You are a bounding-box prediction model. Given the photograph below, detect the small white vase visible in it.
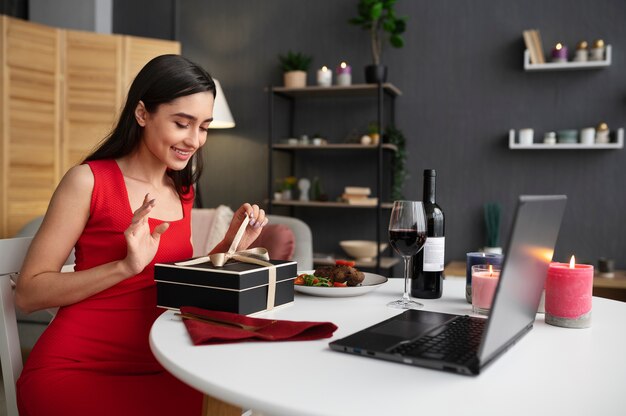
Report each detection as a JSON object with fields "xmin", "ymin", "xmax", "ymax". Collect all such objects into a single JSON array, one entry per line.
[{"xmin": 281, "ymin": 189, "xmax": 292, "ymax": 200}]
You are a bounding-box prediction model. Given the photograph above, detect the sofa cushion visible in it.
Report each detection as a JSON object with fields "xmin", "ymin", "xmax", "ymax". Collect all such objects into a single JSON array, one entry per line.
[{"xmin": 249, "ymin": 224, "xmax": 295, "ymax": 261}]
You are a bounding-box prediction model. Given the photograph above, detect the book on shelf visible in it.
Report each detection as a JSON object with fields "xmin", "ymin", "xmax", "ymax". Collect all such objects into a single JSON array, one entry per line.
[
  {"xmin": 531, "ymin": 30, "xmax": 545, "ymax": 64},
  {"xmin": 345, "ymin": 197, "xmax": 378, "ymax": 206},
  {"xmin": 343, "ymin": 186, "xmax": 371, "ymax": 196},
  {"xmin": 341, "ymin": 193, "xmax": 371, "ymax": 200},
  {"xmin": 522, "ymin": 29, "xmax": 545, "ymax": 64}
]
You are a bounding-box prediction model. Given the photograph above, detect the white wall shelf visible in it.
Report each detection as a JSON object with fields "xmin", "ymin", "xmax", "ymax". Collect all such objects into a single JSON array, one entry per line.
[
  {"xmin": 508, "ymin": 128, "xmax": 624, "ymax": 150},
  {"xmin": 524, "ymin": 45, "xmax": 612, "ymax": 71}
]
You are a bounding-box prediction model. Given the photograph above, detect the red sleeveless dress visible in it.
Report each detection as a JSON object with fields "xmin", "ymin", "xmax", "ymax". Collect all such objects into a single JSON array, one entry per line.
[{"xmin": 17, "ymin": 160, "xmax": 203, "ymax": 415}]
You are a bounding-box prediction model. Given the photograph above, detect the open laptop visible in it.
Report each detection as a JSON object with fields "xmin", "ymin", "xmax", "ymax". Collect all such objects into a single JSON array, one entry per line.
[{"xmin": 329, "ymin": 195, "xmax": 567, "ymax": 375}]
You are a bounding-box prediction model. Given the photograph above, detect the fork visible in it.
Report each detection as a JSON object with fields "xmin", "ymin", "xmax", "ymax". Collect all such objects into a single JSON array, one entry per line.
[{"xmin": 175, "ymin": 311, "xmax": 277, "ymax": 332}]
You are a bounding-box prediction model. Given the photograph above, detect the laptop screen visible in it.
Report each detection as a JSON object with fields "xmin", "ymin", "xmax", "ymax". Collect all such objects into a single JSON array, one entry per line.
[{"xmin": 479, "ymin": 195, "xmax": 567, "ymax": 363}]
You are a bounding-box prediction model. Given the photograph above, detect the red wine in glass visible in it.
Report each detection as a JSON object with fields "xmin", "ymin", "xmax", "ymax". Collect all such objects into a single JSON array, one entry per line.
[
  {"xmin": 387, "ymin": 200, "xmax": 427, "ymax": 310},
  {"xmin": 389, "ymin": 229, "xmax": 427, "ymax": 257}
]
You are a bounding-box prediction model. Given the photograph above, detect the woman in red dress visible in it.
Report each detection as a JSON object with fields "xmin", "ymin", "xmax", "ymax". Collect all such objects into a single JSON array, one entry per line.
[{"xmin": 15, "ymin": 54, "xmax": 267, "ymax": 415}]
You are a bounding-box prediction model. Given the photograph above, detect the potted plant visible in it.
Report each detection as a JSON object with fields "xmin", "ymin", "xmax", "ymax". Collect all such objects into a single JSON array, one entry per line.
[
  {"xmin": 278, "ymin": 51, "xmax": 313, "ymax": 88},
  {"xmin": 384, "ymin": 125, "xmax": 408, "ymax": 200},
  {"xmin": 367, "ymin": 121, "xmax": 381, "ymax": 144},
  {"xmin": 278, "ymin": 176, "xmax": 298, "ymax": 200},
  {"xmin": 349, "ymin": 0, "xmax": 407, "ymax": 83},
  {"xmin": 483, "ymin": 202, "xmax": 502, "ymax": 254}
]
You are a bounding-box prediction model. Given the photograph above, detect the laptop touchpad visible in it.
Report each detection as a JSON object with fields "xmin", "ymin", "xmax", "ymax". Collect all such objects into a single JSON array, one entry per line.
[{"xmin": 371, "ymin": 310, "xmax": 456, "ymax": 339}]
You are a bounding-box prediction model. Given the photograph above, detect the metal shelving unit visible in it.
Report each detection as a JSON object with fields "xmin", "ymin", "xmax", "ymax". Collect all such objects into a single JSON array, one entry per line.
[{"xmin": 267, "ymin": 83, "xmax": 402, "ymax": 273}]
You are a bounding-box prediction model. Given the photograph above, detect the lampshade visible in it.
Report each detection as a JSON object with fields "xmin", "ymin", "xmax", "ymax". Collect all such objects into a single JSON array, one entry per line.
[{"xmin": 210, "ymin": 79, "xmax": 235, "ymax": 129}]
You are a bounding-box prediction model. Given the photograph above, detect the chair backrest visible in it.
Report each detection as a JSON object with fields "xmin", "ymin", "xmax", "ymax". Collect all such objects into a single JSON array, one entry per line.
[{"xmin": 0, "ymin": 237, "xmax": 32, "ymax": 416}]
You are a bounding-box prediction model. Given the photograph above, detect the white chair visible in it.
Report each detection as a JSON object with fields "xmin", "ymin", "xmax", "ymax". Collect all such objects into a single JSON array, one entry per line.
[{"xmin": 0, "ymin": 236, "xmax": 32, "ymax": 416}]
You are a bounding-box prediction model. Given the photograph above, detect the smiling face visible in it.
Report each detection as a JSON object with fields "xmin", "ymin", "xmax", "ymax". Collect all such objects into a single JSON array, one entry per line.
[{"xmin": 134, "ymin": 91, "xmax": 215, "ymax": 171}]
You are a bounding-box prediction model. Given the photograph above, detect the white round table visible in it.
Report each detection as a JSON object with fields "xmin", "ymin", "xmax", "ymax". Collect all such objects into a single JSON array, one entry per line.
[{"xmin": 150, "ymin": 277, "xmax": 626, "ymax": 416}]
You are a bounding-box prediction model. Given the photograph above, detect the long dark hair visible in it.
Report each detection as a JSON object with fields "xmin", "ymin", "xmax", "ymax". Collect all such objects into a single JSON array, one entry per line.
[{"xmin": 85, "ymin": 54, "xmax": 216, "ymax": 198}]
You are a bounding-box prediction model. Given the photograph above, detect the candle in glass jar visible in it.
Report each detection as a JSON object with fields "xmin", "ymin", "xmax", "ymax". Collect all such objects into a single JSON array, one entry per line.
[
  {"xmin": 545, "ymin": 256, "xmax": 593, "ymax": 328},
  {"xmin": 316, "ymin": 66, "xmax": 332, "ymax": 87},
  {"xmin": 471, "ymin": 264, "xmax": 501, "ymax": 315},
  {"xmin": 336, "ymin": 62, "xmax": 352, "ymax": 86},
  {"xmin": 551, "ymin": 43, "xmax": 568, "ymax": 63},
  {"xmin": 465, "ymin": 252, "xmax": 503, "ymax": 303}
]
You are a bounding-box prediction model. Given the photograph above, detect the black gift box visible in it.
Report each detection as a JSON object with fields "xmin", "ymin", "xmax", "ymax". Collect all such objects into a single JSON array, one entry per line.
[{"xmin": 154, "ymin": 259, "xmax": 297, "ymax": 315}]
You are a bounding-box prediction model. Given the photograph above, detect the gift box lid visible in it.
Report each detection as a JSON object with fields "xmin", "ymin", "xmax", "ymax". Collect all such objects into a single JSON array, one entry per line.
[{"xmin": 155, "ymin": 259, "xmax": 297, "ymax": 291}]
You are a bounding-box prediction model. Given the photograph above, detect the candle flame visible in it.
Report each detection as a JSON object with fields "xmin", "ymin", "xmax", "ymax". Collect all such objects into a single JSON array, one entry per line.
[
  {"xmin": 489, "ymin": 264, "xmax": 493, "ymax": 276},
  {"xmin": 340, "ymin": 62, "xmax": 347, "ymax": 69},
  {"xmin": 556, "ymin": 43, "xmax": 563, "ymax": 50},
  {"xmin": 321, "ymin": 66, "xmax": 328, "ymax": 71},
  {"xmin": 569, "ymin": 255, "xmax": 576, "ymax": 268}
]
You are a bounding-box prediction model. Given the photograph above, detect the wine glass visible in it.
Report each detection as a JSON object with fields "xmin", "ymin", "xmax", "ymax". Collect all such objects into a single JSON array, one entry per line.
[{"xmin": 388, "ymin": 200, "xmax": 427, "ymax": 309}]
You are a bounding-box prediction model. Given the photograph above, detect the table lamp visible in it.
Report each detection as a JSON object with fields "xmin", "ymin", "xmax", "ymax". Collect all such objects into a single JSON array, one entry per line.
[
  {"xmin": 195, "ymin": 78, "xmax": 236, "ymax": 208},
  {"xmin": 209, "ymin": 79, "xmax": 235, "ymax": 129}
]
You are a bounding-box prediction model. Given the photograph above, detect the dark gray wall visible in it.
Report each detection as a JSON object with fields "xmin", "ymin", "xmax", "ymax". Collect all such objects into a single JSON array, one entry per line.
[
  {"xmin": 118, "ymin": 1, "xmax": 626, "ymax": 268},
  {"xmin": 112, "ymin": 0, "xmax": 176, "ymax": 40}
]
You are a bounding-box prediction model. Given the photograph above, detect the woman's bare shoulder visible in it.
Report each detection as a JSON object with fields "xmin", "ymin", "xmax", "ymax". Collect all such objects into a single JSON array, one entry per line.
[{"xmin": 58, "ymin": 164, "xmax": 95, "ymax": 194}]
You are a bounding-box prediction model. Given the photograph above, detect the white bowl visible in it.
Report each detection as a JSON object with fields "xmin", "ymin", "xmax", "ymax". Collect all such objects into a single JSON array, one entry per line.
[{"xmin": 339, "ymin": 240, "xmax": 388, "ymax": 262}]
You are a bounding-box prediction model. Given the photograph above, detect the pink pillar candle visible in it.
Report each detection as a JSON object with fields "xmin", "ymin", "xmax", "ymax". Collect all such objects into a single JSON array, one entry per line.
[
  {"xmin": 545, "ymin": 259, "xmax": 593, "ymax": 328},
  {"xmin": 471, "ymin": 265, "xmax": 501, "ymax": 315}
]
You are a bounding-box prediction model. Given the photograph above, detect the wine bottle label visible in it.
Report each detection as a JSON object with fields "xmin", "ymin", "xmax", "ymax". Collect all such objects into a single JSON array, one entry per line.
[{"xmin": 423, "ymin": 237, "xmax": 445, "ymax": 271}]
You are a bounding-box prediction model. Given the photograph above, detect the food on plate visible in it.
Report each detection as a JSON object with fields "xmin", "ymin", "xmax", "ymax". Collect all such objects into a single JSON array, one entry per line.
[{"xmin": 294, "ymin": 261, "xmax": 365, "ymax": 287}]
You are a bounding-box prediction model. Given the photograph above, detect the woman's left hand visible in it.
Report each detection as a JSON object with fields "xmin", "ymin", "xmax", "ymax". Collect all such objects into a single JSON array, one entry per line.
[{"xmin": 220, "ymin": 203, "xmax": 268, "ymax": 252}]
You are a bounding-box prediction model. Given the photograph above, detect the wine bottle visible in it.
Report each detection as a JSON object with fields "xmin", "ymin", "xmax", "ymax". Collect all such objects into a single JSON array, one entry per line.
[{"xmin": 411, "ymin": 169, "xmax": 445, "ymax": 299}]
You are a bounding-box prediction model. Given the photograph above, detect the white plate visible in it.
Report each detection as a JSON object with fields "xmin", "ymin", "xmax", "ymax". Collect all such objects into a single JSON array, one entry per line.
[{"xmin": 294, "ymin": 270, "xmax": 388, "ymax": 297}]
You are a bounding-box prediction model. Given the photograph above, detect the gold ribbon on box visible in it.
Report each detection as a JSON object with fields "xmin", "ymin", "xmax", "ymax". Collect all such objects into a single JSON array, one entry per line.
[{"xmin": 175, "ymin": 216, "xmax": 277, "ymax": 310}]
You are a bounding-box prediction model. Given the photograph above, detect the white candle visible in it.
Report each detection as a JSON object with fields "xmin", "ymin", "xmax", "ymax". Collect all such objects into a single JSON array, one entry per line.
[{"xmin": 316, "ymin": 66, "xmax": 332, "ymax": 87}]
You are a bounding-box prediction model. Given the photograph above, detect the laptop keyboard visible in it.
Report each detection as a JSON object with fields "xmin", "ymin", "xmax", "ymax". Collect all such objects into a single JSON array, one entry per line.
[{"xmin": 389, "ymin": 315, "xmax": 485, "ymax": 365}]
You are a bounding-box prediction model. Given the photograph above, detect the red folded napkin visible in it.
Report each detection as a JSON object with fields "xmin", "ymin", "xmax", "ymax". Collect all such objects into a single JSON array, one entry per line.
[{"xmin": 180, "ymin": 306, "xmax": 338, "ymax": 345}]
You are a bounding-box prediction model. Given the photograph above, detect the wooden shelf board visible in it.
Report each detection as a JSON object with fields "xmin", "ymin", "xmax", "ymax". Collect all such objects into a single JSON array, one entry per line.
[
  {"xmin": 272, "ymin": 200, "xmax": 393, "ymax": 209},
  {"xmin": 272, "ymin": 143, "xmax": 397, "ymax": 151},
  {"xmin": 268, "ymin": 83, "xmax": 402, "ymax": 98},
  {"xmin": 523, "ymin": 45, "xmax": 611, "ymax": 71}
]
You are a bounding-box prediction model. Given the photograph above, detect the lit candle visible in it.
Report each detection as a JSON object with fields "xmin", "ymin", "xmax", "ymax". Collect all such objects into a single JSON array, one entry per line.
[
  {"xmin": 316, "ymin": 66, "xmax": 332, "ymax": 87},
  {"xmin": 551, "ymin": 42, "xmax": 568, "ymax": 63},
  {"xmin": 465, "ymin": 252, "xmax": 503, "ymax": 303},
  {"xmin": 471, "ymin": 264, "xmax": 501, "ymax": 315},
  {"xmin": 545, "ymin": 255, "xmax": 593, "ymax": 328},
  {"xmin": 336, "ymin": 62, "xmax": 352, "ymax": 86}
]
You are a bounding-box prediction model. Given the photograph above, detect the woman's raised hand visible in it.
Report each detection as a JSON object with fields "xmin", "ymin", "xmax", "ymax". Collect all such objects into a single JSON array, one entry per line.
[
  {"xmin": 223, "ymin": 203, "xmax": 268, "ymax": 251},
  {"xmin": 122, "ymin": 194, "xmax": 169, "ymax": 276}
]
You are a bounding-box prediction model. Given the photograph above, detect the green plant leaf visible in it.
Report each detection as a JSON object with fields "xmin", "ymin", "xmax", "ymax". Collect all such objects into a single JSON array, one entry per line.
[
  {"xmin": 278, "ymin": 50, "xmax": 313, "ymax": 71},
  {"xmin": 384, "ymin": 125, "xmax": 408, "ymax": 201},
  {"xmin": 370, "ymin": 2, "xmax": 383, "ymax": 20},
  {"xmin": 390, "ymin": 34, "xmax": 404, "ymax": 48},
  {"xmin": 394, "ymin": 18, "xmax": 406, "ymax": 34},
  {"xmin": 351, "ymin": 0, "xmax": 408, "ymax": 63},
  {"xmin": 383, "ymin": 19, "xmax": 396, "ymax": 32}
]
